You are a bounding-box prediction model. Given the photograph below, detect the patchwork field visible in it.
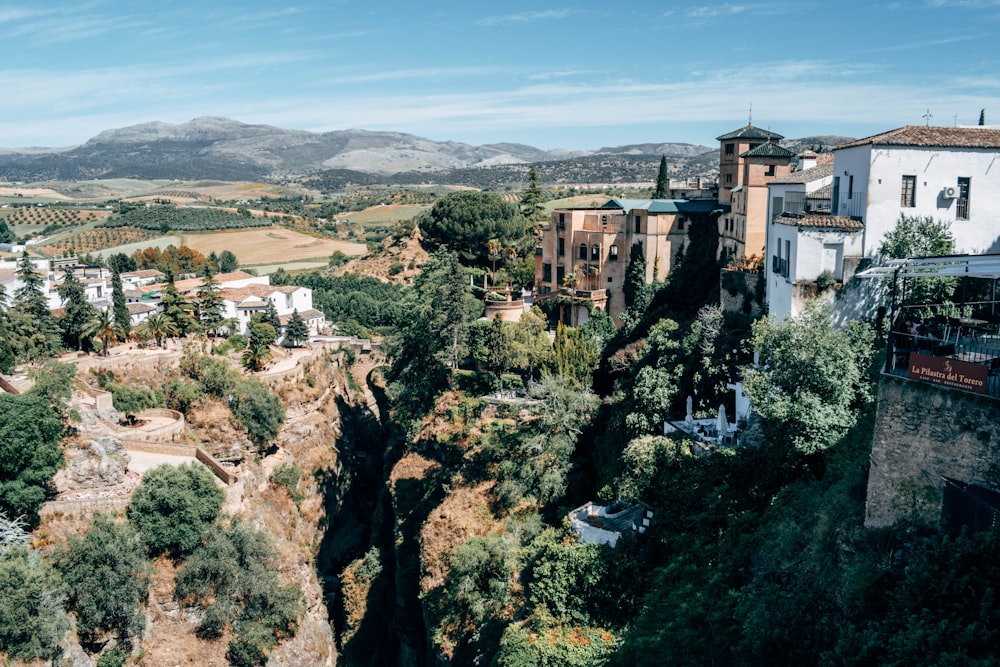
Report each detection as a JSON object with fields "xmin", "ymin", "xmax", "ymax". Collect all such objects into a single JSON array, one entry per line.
[{"xmin": 176, "ymin": 227, "xmax": 367, "ymax": 265}]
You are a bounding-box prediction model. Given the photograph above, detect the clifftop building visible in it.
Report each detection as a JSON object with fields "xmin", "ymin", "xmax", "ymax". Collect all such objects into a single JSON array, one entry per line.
[{"xmin": 536, "ymin": 197, "xmax": 719, "ymax": 324}]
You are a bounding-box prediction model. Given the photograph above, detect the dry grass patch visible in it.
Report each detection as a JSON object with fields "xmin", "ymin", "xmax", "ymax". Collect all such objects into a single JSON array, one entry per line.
[{"xmin": 178, "ymin": 227, "xmax": 366, "ymax": 265}]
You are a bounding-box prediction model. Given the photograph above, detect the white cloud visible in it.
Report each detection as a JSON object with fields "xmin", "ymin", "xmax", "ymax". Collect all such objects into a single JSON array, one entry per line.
[{"xmin": 476, "ymin": 9, "xmax": 574, "ymax": 26}]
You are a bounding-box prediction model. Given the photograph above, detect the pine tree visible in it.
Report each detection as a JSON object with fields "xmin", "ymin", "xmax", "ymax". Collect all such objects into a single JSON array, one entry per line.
[
  {"xmin": 653, "ymin": 155, "xmax": 669, "ymax": 199},
  {"xmin": 57, "ymin": 270, "xmax": 99, "ymax": 352},
  {"xmin": 111, "ymin": 268, "xmax": 131, "ymax": 340},
  {"xmin": 195, "ymin": 264, "xmax": 225, "ymax": 336},
  {"xmin": 12, "ymin": 253, "xmax": 61, "ymax": 358},
  {"xmin": 520, "ymin": 166, "xmax": 548, "ymax": 227},
  {"xmin": 262, "ymin": 300, "xmax": 281, "ymax": 331},
  {"xmin": 158, "ymin": 272, "xmax": 194, "ymax": 336},
  {"xmin": 283, "ymin": 309, "xmax": 308, "ymax": 348}
]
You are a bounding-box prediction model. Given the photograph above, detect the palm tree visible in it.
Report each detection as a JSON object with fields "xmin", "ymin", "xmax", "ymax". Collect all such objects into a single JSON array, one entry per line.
[
  {"xmin": 137, "ymin": 312, "xmax": 179, "ymax": 348},
  {"xmin": 83, "ymin": 309, "xmax": 116, "ymax": 357}
]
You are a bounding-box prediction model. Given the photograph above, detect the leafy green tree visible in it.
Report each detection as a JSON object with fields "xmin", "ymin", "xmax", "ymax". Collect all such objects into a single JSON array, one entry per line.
[
  {"xmin": 242, "ymin": 320, "xmax": 275, "ymax": 372},
  {"xmin": 283, "ymin": 309, "xmax": 308, "ymax": 347},
  {"xmin": 418, "ymin": 191, "xmax": 533, "ymax": 265},
  {"xmin": 0, "ymin": 219, "xmax": 14, "ymax": 244},
  {"xmin": 486, "ymin": 314, "xmax": 516, "ymax": 393},
  {"xmin": 126, "ymin": 463, "xmax": 224, "ymax": 557},
  {"xmin": 551, "ymin": 323, "xmax": 599, "ymax": 388},
  {"xmin": 387, "ymin": 251, "xmax": 483, "ymax": 417},
  {"xmin": 109, "ymin": 382, "xmax": 163, "ymax": 424},
  {"xmin": 162, "ymin": 377, "xmax": 205, "ymax": 414},
  {"xmin": 879, "ymin": 214, "xmax": 956, "ymax": 305},
  {"xmin": 0, "ymin": 391, "xmax": 64, "ymax": 521},
  {"xmin": 520, "ymin": 166, "xmax": 548, "ymax": 227},
  {"xmin": 110, "ymin": 268, "xmax": 131, "ymax": 340},
  {"xmin": 55, "ymin": 514, "xmax": 149, "ymax": 648},
  {"xmin": 175, "ymin": 519, "xmax": 302, "ymax": 665},
  {"xmin": 509, "ymin": 306, "xmax": 553, "ymax": 381},
  {"xmin": 0, "ymin": 285, "xmax": 14, "ymax": 374},
  {"xmin": 218, "ymin": 249, "xmax": 239, "ymax": 273},
  {"xmin": 653, "ymin": 155, "xmax": 669, "ymax": 199},
  {"xmin": 493, "ymin": 374, "xmax": 599, "ymax": 507},
  {"xmin": 230, "ymin": 379, "xmax": 285, "ymax": 448},
  {"xmin": 879, "ymin": 214, "xmax": 954, "ymax": 259},
  {"xmin": 106, "ymin": 252, "xmax": 136, "ymax": 274},
  {"xmin": 743, "ymin": 302, "xmax": 875, "ymax": 455},
  {"xmin": 0, "ymin": 545, "xmax": 70, "ymax": 662},
  {"xmin": 56, "ymin": 270, "xmax": 99, "ymax": 352}
]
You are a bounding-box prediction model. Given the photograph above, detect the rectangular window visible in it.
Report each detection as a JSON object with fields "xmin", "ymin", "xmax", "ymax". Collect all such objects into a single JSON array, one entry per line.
[
  {"xmin": 772, "ymin": 196, "xmax": 783, "ymax": 217},
  {"xmin": 901, "ymin": 175, "xmax": 916, "ymax": 207},
  {"xmin": 765, "ymin": 164, "xmax": 775, "ymax": 176},
  {"xmin": 558, "ymin": 237, "xmax": 565, "ymax": 256},
  {"xmin": 556, "ymin": 265, "xmax": 565, "ymax": 285},
  {"xmin": 542, "ymin": 263, "xmax": 551, "ymax": 282},
  {"xmin": 784, "ymin": 240, "xmax": 790, "ymax": 278},
  {"xmin": 725, "ymin": 143, "xmax": 735, "ymax": 156},
  {"xmin": 848, "ymin": 175, "xmax": 854, "ymax": 199},
  {"xmin": 957, "ymin": 177, "xmax": 971, "ymax": 220},
  {"xmin": 634, "ymin": 215, "xmax": 642, "ymax": 233},
  {"xmin": 591, "ymin": 245, "xmax": 599, "ymax": 261},
  {"xmin": 677, "ymin": 218, "xmax": 685, "ymax": 230},
  {"xmin": 725, "ymin": 173, "xmax": 733, "ymax": 184}
]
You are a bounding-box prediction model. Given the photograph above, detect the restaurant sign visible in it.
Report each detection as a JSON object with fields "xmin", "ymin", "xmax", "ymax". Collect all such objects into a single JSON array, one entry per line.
[{"xmin": 908, "ymin": 352, "xmax": 988, "ymax": 395}]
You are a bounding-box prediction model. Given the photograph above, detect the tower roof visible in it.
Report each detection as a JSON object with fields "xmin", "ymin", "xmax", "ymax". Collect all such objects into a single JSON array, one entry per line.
[
  {"xmin": 740, "ymin": 142, "xmax": 795, "ymax": 158},
  {"xmin": 716, "ymin": 124, "xmax": 784, "ymax": 141}
]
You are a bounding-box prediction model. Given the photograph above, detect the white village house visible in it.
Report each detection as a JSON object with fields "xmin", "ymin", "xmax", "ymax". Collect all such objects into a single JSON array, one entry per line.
[{"xmin": 765, "ymin": 125, "xmax": 1000, "ymax": 320}]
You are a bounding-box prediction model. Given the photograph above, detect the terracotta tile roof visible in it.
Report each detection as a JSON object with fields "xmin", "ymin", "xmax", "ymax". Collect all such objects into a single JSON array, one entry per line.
[
  {"xmin": 808, "ymin": 183, "xmax": 833, "ymax": 199},
  {"xmin": 121, "ymin": 269, "xmax": 164, "ymax": 279},
  {"xmin": 835, "ymin": 125, "xmax": 1000, "ymax": 150},
  {"xmin": 126, "ymin": 303, "xmax": 157, "ymax": 314},
  {"xmin": 770, "ymin": 164, "xmax": 833, "ymax": 184},
  {"xmin": 219, "ymin": 284, "xmax": 303, "ymax": 303},
  {"xmin": 147, "ymin": 270, "xmax": 260, "ymax": 295},
  {"xmin": 773, "ymin": 213, "xmax": 864, "ymax": 230},
  {"xmin": 716, "ymin": 124, "xmax": 784, "ymax": 141},
  {"xmin": 741, "ymin": 142, "xmax": 795, "ymax": 158},
  {"xmin": 279, "ymin": 308, "xmax": 324, "ymax": 324}
]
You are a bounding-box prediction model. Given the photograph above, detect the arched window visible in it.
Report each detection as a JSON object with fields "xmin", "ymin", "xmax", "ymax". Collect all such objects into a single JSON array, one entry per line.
[
  {"xmin": 591, "ymin": 245, "xmax": 600, "ymax": 260},
  {"xmin": 579, "ymin": 244, "xmax": 588, "ymax": 260},
  {"xmin": 609, "ymin": 245, "xmax": 619, "ymax": 261}
]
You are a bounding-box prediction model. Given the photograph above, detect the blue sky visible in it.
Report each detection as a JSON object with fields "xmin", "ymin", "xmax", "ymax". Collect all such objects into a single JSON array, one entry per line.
[{"xmin": 1, "ymin": 1, "xmax": 999, "ymax": 151}]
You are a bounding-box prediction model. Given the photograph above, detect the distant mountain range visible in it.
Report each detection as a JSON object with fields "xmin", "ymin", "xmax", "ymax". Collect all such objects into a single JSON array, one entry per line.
[{"xmin": 0, "ymin": 117, "xmax": 852, "ymax": 189}]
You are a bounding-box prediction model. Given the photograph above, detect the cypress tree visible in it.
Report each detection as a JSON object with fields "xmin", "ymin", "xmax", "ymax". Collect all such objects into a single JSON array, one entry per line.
[
  {"xmin": 979, "ymin": 109, "xmax": 986, "ymax": 126},
  {"xmin": 111, "ymin": 268, "xmax": 131, "ymax": 340},
  {"xmin": 653, "ymin": 155, "xmax": 669, "ymax": 199}
]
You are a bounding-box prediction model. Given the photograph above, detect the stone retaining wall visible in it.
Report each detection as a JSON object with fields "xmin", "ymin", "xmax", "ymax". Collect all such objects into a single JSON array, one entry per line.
[{"xmin": 865, "ymin": 374, "xmax": 1000, "ymax": 528}]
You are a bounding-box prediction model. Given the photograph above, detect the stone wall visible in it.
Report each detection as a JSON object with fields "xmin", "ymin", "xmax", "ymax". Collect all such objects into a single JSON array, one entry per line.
[{"xmin": 865, "ymin": 374, "xmax": 1000, "ymax": 528}]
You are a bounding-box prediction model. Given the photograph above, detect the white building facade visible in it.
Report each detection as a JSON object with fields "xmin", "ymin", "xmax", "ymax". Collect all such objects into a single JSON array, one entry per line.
[{"xmin": 832, "ymin": 126, "xmax": 1000, "ymax": 256}]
